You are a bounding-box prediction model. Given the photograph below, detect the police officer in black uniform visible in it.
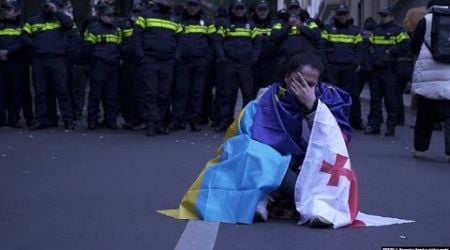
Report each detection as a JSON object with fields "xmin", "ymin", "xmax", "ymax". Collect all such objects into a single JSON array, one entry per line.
[
  {"xmin": 134, "ymin": 0, "xmax": 181, "ymax": 137},
  {"xmin": 252, "ymin": 0, "xmax": 276, "ymax": 94},
  {"xmin": 0, "ymin": 1, "xmax": 24, "ymax": 128},
  {"xmin": 321, "ymin": 5, "xmax": 363, "ymax": 129},
  {"xmin": 365, "ymin": 7, "xmax": 410, "ymax": 136},
  {"xmin": 22, "ymin": 0, "xmax": 75, "ymax": 130},
  {"xmin": 120, "ymin": 4, "xmax": 145, "ymax": 130},
  {"xmin": 272, "ymin": 1, "xmax": 323, "ymax": 61},
  {"xmin": 170, "ymin": 0, "xmax": 216, "ymax": 132},
  {"xmin": 84, "ymin": 5, "xmax": 122, "ymax": 130},
  {"xmin": 214, "ymin": 0, "xmax": 261, "ymax": 132}
]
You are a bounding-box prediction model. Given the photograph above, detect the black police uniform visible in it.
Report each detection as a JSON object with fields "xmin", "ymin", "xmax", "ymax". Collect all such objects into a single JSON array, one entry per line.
[
  {"xmin": 0, "ymin": 16, "xmax": 24, "ymax": 127},
  {"xmin": 119, "ymin": 17, "xmax": 142, "ymax": 128},
  {"xmin": 366, "ymin": 21, "xmax": 410, "ymax": 136},
  {"xmin": 322, "ymin": 20, "xmax": 362, "ymax": 93},
  {"xmin": 84, "ymin": 18, "xmax": 122, "ymax": 129},
  {"xmin": 214, "ymin": 14, "xmax": 261, "ymax": 131},
  {"xmin": 252, "ymin": 12, "xmax": 277, "ymax": 94},
  {"xmin": 134, "ymin": 3, "xmax": 182, "ymax": 135},
  {"xmin": 171, "ymin": 11, "xmax": 216, "ymax": 131},
  {"xmin": 271, "ymin": 19, "xmax": 321, "ymax": 62},
  {"xmin": 22, "ymin": 11, "xmax": 75, "ymax": 129}
]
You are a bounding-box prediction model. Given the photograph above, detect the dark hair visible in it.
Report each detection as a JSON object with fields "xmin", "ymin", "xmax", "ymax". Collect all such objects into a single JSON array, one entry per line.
[
  {"xmin": 363, "ymin": 17, "xmax": 377, "ymax": 31},
  {"xmin": 277, "ymin": 52, "xmax": 324, "ymax": 81}
]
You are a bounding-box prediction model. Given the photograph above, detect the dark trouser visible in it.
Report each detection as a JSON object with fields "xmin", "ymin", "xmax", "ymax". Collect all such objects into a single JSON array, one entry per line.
[
  {"xmin": 414, "ymin": 96, "xmax": 450, "ymax": 155},
  {"xmin": 120, "ymin": 60, "xmax": 141, "ymax": 125},
  {"xmin": 21, "ymin": 65, "xmax": 34, "ymax": 123},
  {"xmin": 326, "ymin": 63, "xmax": 355, "ymax": 95},
  {"xmin": 253, "ymin": 59, "xmax": 277, "ymax": 95},
  {"xmin": 215, "ymin": 62, "xmax": 254, "ymax": 125},
  {"xmin": 367, "ymin": 65, "xmax": 398, "ymax": 130},
  {"xmin": 200, "ymin": 64, "xmax": 215, "ymax": 123},
  {"xmin": 172, "ymin": 61, "xmax": 207, "ymax": 124},
  {"xmin": 87, "ymin": 61, "xmax": 119, "ymax": 125},
  {"xmin": 32, "ymin": 57, "xmax": 74, "ymax": 125},
  {"xmin": 396, "ymin": 72, "xmax": 410, "ymax": 125},
  {"xmin": 0, "ymin": 60, "xmax": 23, "ymax": 125},
  {"xmin": 350, "ymin": 70, "xmax": 371, "ymax": 125},
  {"xmin": 70, "ymin": 65, "xmax": 89, "ymax": 117},
  {"xmin": 141, "ymin": 57, "xmax": 175, "ymax": 128}
]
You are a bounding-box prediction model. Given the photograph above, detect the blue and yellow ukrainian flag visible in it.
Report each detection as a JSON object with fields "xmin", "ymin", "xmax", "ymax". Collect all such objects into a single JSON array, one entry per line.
[{"xmin": 158, "ymin": 101, "xmax": 291, "ymax": 224}]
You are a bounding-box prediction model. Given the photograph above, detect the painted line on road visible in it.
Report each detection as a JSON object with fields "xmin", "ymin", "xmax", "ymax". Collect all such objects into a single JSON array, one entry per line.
[{"xmin": 174, "ymin": 220, "xmax": 220, "ymax": 250}]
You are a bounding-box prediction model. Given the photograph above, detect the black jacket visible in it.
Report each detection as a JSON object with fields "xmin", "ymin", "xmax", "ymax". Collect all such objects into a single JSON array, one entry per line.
[
  {"xmin": 22, "ymin": 11, "xmax": 74, "ymax": 57},
  {"xmin": 175, "ymin": 11, "xmax": 216, "ymax": 64},
  {"xmin": 322, "ymin": 20, "xmax": 362, "ymax": 65},
  {"xmin": 134, "ymin": 3, "xmax": 181, "ymax": 61},
  {"xmin": 369, "ymin": 21, "xmax": 410, "ymax": 67},
  {"xmin": 271, "ymin": 21, "xmax": 320, "ymax": 59},
  {"xmin": 84, "ymin": 20, "xmax": 122, "ymax": 64},
  {"xmin": 253, "ymin": 15, "xmax": 276, "ymax": 60},
  {"xmin": 215, "ymin": 15, "xmax": 261, "ymax": 65},
  {"xmin": 0, "ymin": 17, "xmax": 24, "ymax": 61}
]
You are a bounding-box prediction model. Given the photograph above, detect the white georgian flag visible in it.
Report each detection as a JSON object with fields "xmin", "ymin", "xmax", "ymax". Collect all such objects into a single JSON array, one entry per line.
[{"xmin": 295, "ymin": 101, "xmax": 414, "ymax": 228}]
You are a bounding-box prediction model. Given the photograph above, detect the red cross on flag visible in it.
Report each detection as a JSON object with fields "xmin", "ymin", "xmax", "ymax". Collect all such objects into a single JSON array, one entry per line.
[{"xmin": 294, "ymin": 101, "xmax": 414, "ymax": 228}]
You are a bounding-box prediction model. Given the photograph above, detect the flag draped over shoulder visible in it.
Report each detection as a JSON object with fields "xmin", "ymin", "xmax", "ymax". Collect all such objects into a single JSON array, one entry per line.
[
  {"xmin": 159, "ymin": 83, "xmax": 414, "ymax": 227},
  {"xmin": 295, "ymin": 101, "xmax": 414, "ymax": 228}
]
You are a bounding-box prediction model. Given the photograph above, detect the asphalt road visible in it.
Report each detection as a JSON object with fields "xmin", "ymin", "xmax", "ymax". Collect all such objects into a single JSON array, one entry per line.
[{"xmin": 1, "ymin": 104, "xmax": 449, "ymax": 250}]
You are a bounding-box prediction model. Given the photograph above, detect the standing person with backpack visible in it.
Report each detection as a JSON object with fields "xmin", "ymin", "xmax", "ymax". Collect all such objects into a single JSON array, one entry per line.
[{"xmin": 411, "ymin": 0, "xmax": 450, "ymax": 160}]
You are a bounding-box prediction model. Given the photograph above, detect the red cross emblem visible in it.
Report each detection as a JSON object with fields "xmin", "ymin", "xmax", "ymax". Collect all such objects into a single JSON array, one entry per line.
[{"xmin": 320, "ymin": 154, "xmax": 354, "ymax": 187}]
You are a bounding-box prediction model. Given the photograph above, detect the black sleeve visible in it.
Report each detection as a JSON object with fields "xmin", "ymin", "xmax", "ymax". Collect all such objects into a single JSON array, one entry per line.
[
  {"xmin": 55, "ymin": 12, "xmax": 74, "ymax": 30},
  {"xmin": 411, "ymin": 18, "xmax": 426, "ymax": 56}
]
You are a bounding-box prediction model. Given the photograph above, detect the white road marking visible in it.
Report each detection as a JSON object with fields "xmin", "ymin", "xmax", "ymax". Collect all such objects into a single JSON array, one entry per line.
[{"xmin": 174, "ymin": 220, "xmax": 220, "ymax": 250}]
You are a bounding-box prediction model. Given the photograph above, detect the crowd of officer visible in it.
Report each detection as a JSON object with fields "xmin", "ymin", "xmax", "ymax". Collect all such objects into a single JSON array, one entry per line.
[{"xmin": 0, "ymin": 0, "xmax": 411, "ymax": 137}]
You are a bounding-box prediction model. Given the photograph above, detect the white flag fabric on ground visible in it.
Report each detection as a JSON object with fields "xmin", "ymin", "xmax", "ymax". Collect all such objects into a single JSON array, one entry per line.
[{"xmin": 295, "ymin": 101, "xmax": 414, "ymax": 228}]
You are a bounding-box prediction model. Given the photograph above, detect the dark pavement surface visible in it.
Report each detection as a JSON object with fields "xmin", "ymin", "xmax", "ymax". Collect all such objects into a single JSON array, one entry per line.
[{"xmin": 1, "ymin": 101, "xmax": 450, "ymax": 250}]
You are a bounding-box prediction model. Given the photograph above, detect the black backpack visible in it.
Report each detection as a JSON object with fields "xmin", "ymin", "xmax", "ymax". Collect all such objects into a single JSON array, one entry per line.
[{"xmin": 427, "ymin": 7, "xmax": 450, "ymax": 63}]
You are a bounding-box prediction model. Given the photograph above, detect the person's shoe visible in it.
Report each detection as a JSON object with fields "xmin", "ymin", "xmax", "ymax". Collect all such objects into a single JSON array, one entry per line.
[
  {"xmin": 413, "ymin": 149, "xmax": 426, "ymax": 159},
  {"xmin": 384, "ymin": 127, "xmax": 395, "ymax": 137},
  {"xmin": 64, "ymin": 121, "xmax": 75, "ymax": 130},
  {"xmin": 190, "ymin": 123, "xmax": 201, "ymax": 132},
  {"xmin": 105, "ymin": 123, "xmax": 118, "ymax": 130},
  {"xmin": 214, "ymin": 122, "xmax": 228, "ymax": 133},
  {"xmin": 156, "ymin": 126, "xmax": 170, "ymax": 135},
  {"xmin": 351, "ymin": 121, "xmax": 365, "ymax": 131},
  {"xmin": 47, "ymin": 121, "xmax": 58, "ymax": 128},
  {"xmin": 254, "ymin": 196, "xmax": 270, "ymax": 222},
  {"xmin": 26, "ymin": 119, "xmax": 35, "ymax": 128},
  {"xmin": 8, "ymin": 121, "xmax": 22, "ymax": 129},
  {"xmin": 309, "ymin": 216, "xmax": 333, "ymax": 228},
  {"xmin": 30, "ymin": 123, "xmax": 46, "ymax": 130},
  {"xmin": 168, "ymin": 122, "xmax": 185, "ymax": 132},
  {"xmin": 122, "ymin": 122, "xmax": 135, "ymax": 130},
  {"xmin": 364, "ymin": 126, "xmax": 380, "ymax": 135},
  {"xmin": 87, "ymin": 123, "xmax": 97, "ymax": 130},
  {"xmin": 433, "ymin": 123, "xmax": 443, "ymax": 131},
  {"xmin": 146, "ymin": 126, "xmax": 156, "ymax": 137},
  {"xmin": 210, "ymin": 120, "xmax": 219, "ymax": 128}
]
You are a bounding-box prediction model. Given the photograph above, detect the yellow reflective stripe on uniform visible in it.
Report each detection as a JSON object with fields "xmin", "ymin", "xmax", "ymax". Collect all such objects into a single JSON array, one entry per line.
[
  {"xmin": 324, "ymin": 33, "xmax": 362, "ymax": 44},
  {"xmin": 0, "ymin": 28, "xmax": 22, "ymax": 36},
  {"xmin": 272, "ymin": 22, "xmax": 282, "ymax": 30},
  {"xmin": 23, "ymin": 23, "xmax": 32, "ymax": 34},
  {"xmin": 396, "ymin": 32, "xmax": 409, "ymax": 43},
  {"xmin": 122, "ymin": 28, "xmax": 133, "ymax": 37},
  {"xmin": 253, "ymin": 27, "xmax": 271, "ymax": 37},
  {"xmin": 217, "ymin": 26, "xmax": 225, "ymax": 37},
  {"xmin": 369, "ymin": 35, "xmax": 397, "ymax": 45},
  {"xmin": 183, "ymin": 25, "xmax": 208, "ymax": 34},
  {"xmin": 138, "ymin": 17, "xmax": 181, "ymax": 32},
  {"xmin": 84, "ymin": 30, "xmax": 121, "ymax": 44},
  {"xmin": 288, "ymin": 26, "xmax": 300, "ymax": 35},
  {"xmin": 321, "ymin": 30, "xmax": 329, "ymax": 39},
  {"xmin": 207, "ymin": 24, "xmax": 216, "ymax": 34},
  {"xmin": 307, "ymin": 21, "xmax": 318, "ymax": 29},
  {"xmin": 226, "ymin": 28, "xmax": 252, "ymax": 38},
  {"xmin": 24, "ymin": 22, "xmax": 61, "ymax": 34}
]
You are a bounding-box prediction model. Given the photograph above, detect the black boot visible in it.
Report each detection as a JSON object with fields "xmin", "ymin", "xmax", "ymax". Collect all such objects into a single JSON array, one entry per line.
[
  {"xmin": 146, "ymin": 125, "xmax": 156, "ymax": 137},
  {"xmin": 190, "ymin": 122, "xmax": 201, "ymax": 132},
  {"xmin": 384, "ymin": 126, "xmax": 395, "ymax": 137},
  {"xmin": 364, "ymin": 125, "xmax": 380, "ymax": 135}
]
